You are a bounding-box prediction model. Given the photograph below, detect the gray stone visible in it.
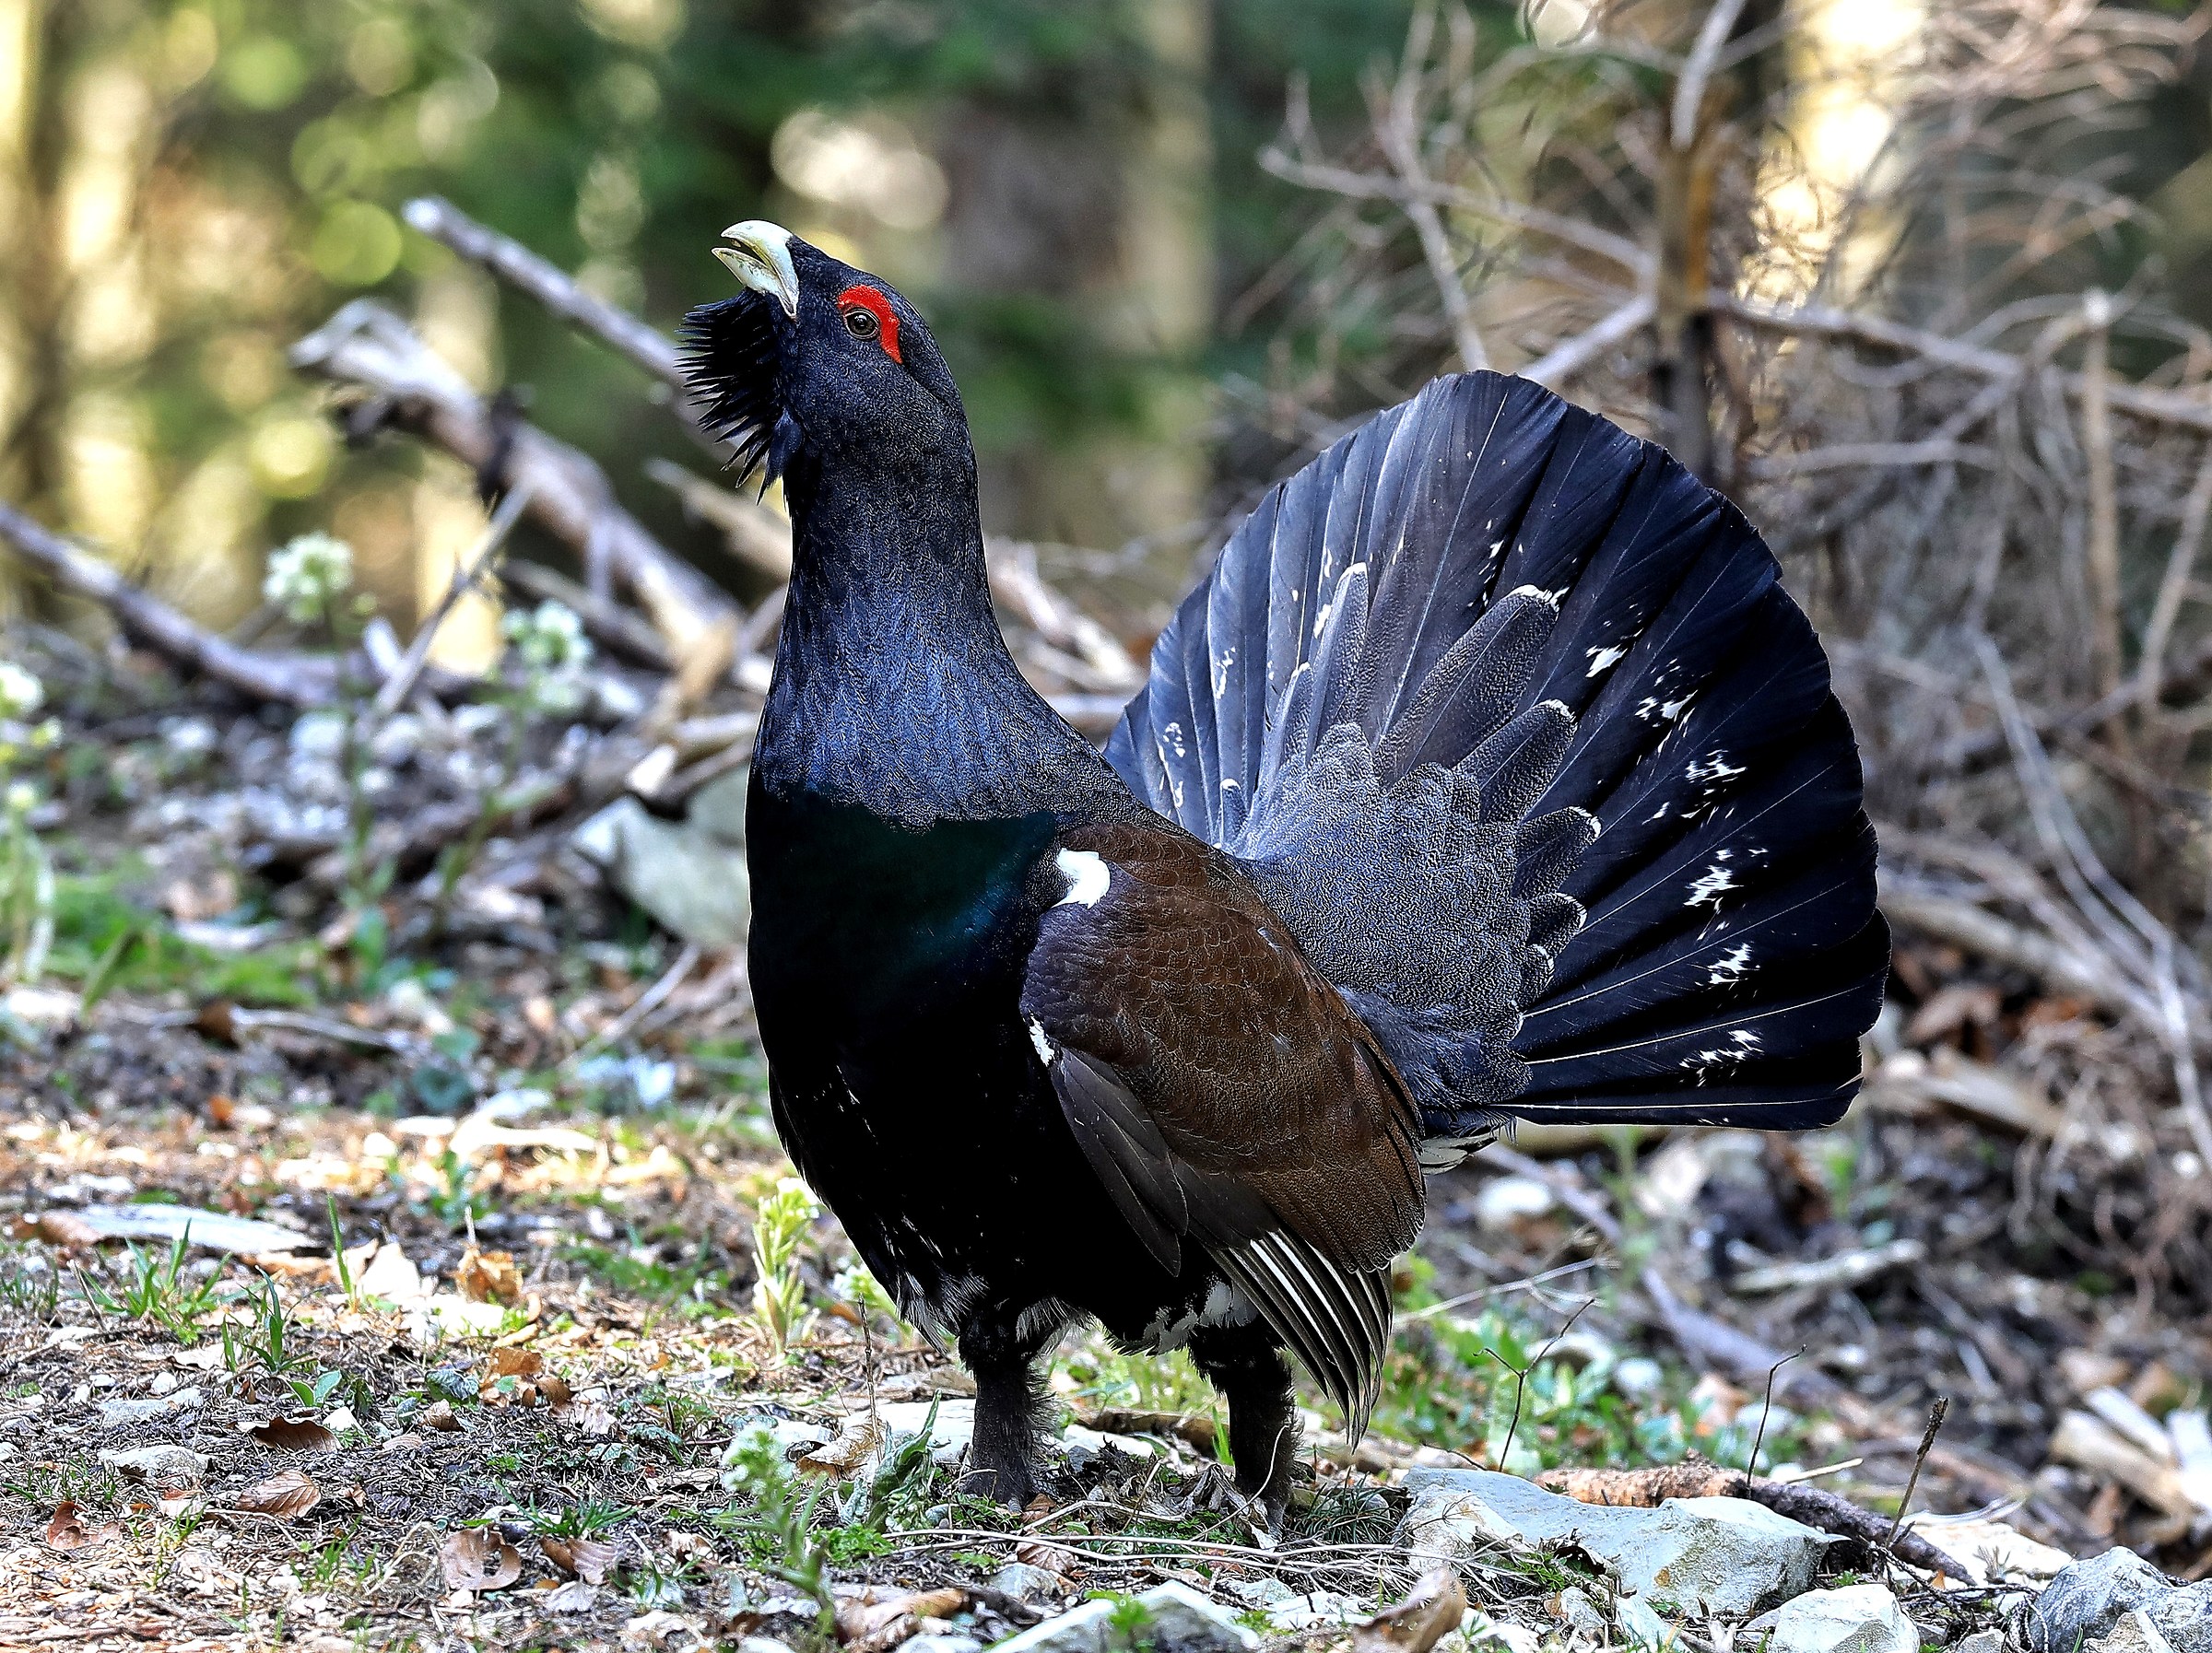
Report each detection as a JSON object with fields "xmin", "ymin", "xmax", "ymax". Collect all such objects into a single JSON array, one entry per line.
[
  {"xmin": 100, "ymin": 1386, "xmax": 203, "ymax": 1428},
  {"xmin": 988, "ymin": 1583, "xmax": 1255, "ymax": 1653},
  {"xmin": 877, "ymin": 1400, "xmax": 976, "ymax": 1468},
  {"xmin": 570, "ymin": 768, "xmax": 749, "ymax": 946},
  {"xmin": 1756, "ymin": 1586, "xmax": 1918, "ymax": 1653},
  {"xmin": 2030, "ymin": 1549, "xmax": 2212, "ymax": 1653},
  {"xmin": 64, "ymin": 1205, "xmax": 312, "ymax": 1254},
  {"xmin": 1397, "ymin": 1467, "xmax": 1831, "ymax": 1636},
  {"xmin": 1406, "ymin": 1467, "xmax": 1822, "ymax": 1635},
  {"xmin": 1955, "ymin": 1631, "xmax": 2006, "ymax": 1653},
  {"xmin": 988, "ymin": 1563, "xmax": 1070, "ymax": 1603},
  {"xmin": 98, "ymin": 1444, "xmax": 210, "ymax": 1487},
  {"xmin": 902, "ymin": 1638, "xmax": 982, "ymax": 1653}
]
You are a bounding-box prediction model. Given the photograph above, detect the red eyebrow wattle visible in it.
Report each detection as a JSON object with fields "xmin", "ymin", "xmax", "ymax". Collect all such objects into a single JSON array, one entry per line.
[{"xmin": 834, "ymin": 285, "xmax": 901, "ymax": 363}]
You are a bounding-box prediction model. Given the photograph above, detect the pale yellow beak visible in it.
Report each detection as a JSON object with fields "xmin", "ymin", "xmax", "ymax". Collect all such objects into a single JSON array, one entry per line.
[{"xmin": 712, "ymin": 220, "xmax": 799, "ymax": 319}]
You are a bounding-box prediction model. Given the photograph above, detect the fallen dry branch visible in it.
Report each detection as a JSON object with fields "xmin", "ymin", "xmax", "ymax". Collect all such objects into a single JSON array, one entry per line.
[
  {"xmin": 1535, "ymin": 1459, "xmax": 1970, "ymax": 1579},
  {"xmin": 288, "ymin": 300, "xmax": 741, "ymax": 668},
  {"xmin": 0, "ymin": 501, "xmax": 335, "ymax": 708}
]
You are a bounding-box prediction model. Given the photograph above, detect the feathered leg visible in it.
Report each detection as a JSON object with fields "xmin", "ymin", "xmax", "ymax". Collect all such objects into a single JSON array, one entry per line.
[
  {"xmin": 957, "ymin": 1305, "xmax": 1063, "ymax": 1506},
  {"xmin": 1191, "ymin": 1322, "xmax": 1299, "ymax": 1528}
]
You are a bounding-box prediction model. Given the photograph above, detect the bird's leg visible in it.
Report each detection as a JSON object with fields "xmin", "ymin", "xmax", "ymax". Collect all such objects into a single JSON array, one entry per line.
[
  {"xmin": 1190, "ymin": 1322, "xmax": 1299, "ymax": 1530},
  {"xmin": 956, "ymin": 1307, "xmax": 1057, "ymax": 1506}
]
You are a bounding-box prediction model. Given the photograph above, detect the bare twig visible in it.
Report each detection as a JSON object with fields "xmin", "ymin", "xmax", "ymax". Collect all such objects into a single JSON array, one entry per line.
[
  {"xmin": 568, "ymin": 942, "xmax": 702, "ymax": 1064},
  {"xmin": 1519, "ymin": 294, "xmax": 1655, "ymax": 389},
  {"xmin": 1670, "ymin": 0, "xmax": 1753, "ymax": 150},
  {"xmin": 403, "ymin": 196, "xmax": 684, "ymax": 391},
  {"xmin": 371, "ymin": 479, "xmax": 535, "ymax": 718},
  {"xmin": 1885, "ymin": 1396, "xmax": 1951, "ymax": 1552},
  {"xmin": 289, "ymin": 302, "xmax": 741, "ymax": 662},
  {"xmin": 2078, "ymin": 291, "xmax": 2122, "ymax": 699}
]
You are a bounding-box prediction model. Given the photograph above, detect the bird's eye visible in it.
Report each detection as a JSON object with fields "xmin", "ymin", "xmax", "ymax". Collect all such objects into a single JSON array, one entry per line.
[{"xmin": 831, "ymin": 284, "xmax": 902, "ymax": 361}]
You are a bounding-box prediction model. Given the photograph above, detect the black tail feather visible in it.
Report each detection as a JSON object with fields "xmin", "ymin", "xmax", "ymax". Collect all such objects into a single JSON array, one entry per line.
[{"xmin": 1106, "ymin": 372, "xmax": 1885, "ymax": 1144}]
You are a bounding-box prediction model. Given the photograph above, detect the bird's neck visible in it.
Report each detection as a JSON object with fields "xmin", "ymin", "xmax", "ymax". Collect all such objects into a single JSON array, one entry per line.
[{"xmin": 758, "ymin": 452, "xmax": 1108, "ymax": 826}]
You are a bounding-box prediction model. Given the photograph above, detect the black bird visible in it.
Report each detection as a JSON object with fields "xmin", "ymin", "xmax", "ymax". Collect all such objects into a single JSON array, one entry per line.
[{"xmin": 683, "ymin": 222, "xmax": 1887, "ymax": 1518}]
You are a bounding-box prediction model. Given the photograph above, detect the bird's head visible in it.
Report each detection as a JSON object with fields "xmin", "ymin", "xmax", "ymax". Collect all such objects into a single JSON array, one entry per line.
[{"xmin": 679, "ymin": 221, "xmax": 968, "ymax": 490}]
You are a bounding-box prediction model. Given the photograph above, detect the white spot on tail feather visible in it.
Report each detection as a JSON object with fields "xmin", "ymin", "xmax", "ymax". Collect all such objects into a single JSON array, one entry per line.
[
  {"xmin": 1055, "ymin": 849, "xmax": 1111, "ymax": 908},
  {"xmin": 1686, "ymin": 863, "xmax": 1736, "ymax": 908},
  {"xmin": 1686, "ymin": 750, "xmax": 1746, "ymax": 785},
  {"xmin": 1586, "ymin": 644, "xmax": 1627, "ymax": 677},
  {"xmin": 1707, "ymin": 944, "xmax": 1753, "ymax": 985},
  {"xmin": 1681, "ymin": 1028, "xmax": 1762, "ymax": 1084}
]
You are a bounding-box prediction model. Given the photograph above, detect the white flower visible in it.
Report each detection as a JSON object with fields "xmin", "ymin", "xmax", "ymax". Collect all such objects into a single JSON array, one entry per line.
[
  {"xmin": 4, "ymin": 781, "xmax": 35, "ymax": 815},
  {"xmin": 263, "ymin": 532, "xmax": 355, "ymax": 626},
  {"xmin": 501, "ymin": 601, "xmax": 592, "ymax": 674},
  {"xmin": 0, "ymin": 661, "xmax": 43, "ymax": 721}
]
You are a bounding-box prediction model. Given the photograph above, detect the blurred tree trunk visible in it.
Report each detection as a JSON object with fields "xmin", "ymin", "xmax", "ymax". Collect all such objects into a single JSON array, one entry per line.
[{"xmin": 936, "ymin": 0, "xmax": 1213, "ymax": 587}]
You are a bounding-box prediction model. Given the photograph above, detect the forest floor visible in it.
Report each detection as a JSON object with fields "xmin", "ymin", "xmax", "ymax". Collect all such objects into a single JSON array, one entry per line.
[{"xmin": 0, "ymin": 667, "xmax": 2206, "ymax": 1653}]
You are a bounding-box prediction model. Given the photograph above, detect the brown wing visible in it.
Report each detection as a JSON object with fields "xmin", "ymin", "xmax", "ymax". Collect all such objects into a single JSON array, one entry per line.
[{"xmin": 1018, "ymin": 819, "xmax": 1423, "ymax": 1432}]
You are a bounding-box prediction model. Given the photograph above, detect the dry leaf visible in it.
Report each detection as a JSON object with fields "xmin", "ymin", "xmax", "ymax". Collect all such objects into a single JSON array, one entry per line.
[
  {"xmin": 1012, "ymin": 1538, "xmax": 1077, "ymax": 1576},
  {"xmin": 420, "ymin": 1401, "xmax": 461, "ymax": 1431},
  {"xmin": 799, "ymin": 1416, "xmax": 884, "ymax": 1476},
  {"xmin": 249, "ymin": 1415, "xmax": 338, "ymax": 1452},
  {"xmin": 483, "ymin": 1345, "xmax": 566, "ymax": 1407},
  {"xmin": 566, "ymin": 1395, "xmax": 618, "ymax": 1437},
  {"xmin": 16, "ymin": 1210, "xmax": 100, "ymax": 1249},
  {"xmin": 541, "ymin": 1534, "xmax": 619, "ymax": 1585},
  {"xmin": 839, "ymin": 1589, "xmax": 971, "ymax": 1653},
  {"xmin": 45, "ymin": 1501, "xmax": 120, "ymax": 1553},
  {"xmin": 1351, "ymin": 1568, "xmax": 1466, "ymax": 1653},
  {"xmin": 545, "ymin": 1579, "xmax": 598, "ymax": 1613},
  {"xmin": 457, "ymin": 1244, "xmax": 524, "ymax": 1304},
  {"xmin": 233, "ymin": 1469, "xmax": 322, "ymax": 1518},
  {"xmin": 441, "ymin": 1527, "xmax": 524, "ymax": 1592}
]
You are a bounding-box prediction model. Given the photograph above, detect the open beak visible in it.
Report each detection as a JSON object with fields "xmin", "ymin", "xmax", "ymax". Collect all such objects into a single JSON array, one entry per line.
[{"xmin": 713, "ymin": 221, "xmax": 799, "ymax": 320}]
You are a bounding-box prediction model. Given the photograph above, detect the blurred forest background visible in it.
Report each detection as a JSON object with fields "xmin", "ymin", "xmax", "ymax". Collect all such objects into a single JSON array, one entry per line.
[
  {"xmin": 18, "ymin": 0, "xmax": 2212, "ymax": 1633},
  {"xmin": 0, "ymin": 0, "xmax": 1438, "ymax": 661}
]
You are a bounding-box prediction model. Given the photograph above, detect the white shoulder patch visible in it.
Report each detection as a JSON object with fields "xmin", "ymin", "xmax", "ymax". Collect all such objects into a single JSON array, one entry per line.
[
  {"xmin": 1027, "ymin": 1017, "xmax": 1056, "ymax": 1065},
  {"xmin": 1053, "ymin": 848, "xmax": 1111, "ymax": 909}
]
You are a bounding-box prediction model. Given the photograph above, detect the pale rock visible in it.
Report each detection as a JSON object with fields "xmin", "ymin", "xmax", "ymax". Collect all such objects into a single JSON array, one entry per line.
[
  {"xmin": 99, "ymin": 1443, "xmax": 211, "ymax": 1488},
  {"xmin": 1472, "ymin": 1176, "xmax": 1556, "ymax": 1229},
  {"xmin": 989, "ymin": 1563, "xmax": 1071, "ymax": 1602},
  {"xmin": 877, "ymin": 1399, "xmax": 976, "ymax": 1467},
  {"xmin": 2029, "ymin": 1549, "xmax": 2212, "ymax": 1653},
  {"xmin": 1954, "ymin": 1630, "xmax": 2006, "ymax": 1653},
  {"xmin": 1752, "ymin": 1586, "xmax": 1918, "ymax": 1653},
  {"xmin": 100, "ymin": 1386, "xmax": 202, "ymax": 1427},
  {"xmin": 1397, "ymin": 1468, "xmax": 1831, "ymax": 1640},
  {"xmin": 902, "ymin": 1637, "xmax": 982, "ymax": 1653},
  {"xmin": 988, "ymin": 1583, "xmax": 1255, "ymax": 1653},
  {"xmin": 571, "ymin": 768, "xmax": 750, "ymax": 946},
  {"xmin": 1912, "ymin": 1518, "xmax": 2074, "ymax": 1586}
]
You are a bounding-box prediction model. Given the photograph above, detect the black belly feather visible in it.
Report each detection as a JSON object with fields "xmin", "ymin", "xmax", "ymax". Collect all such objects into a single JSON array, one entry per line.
[{"xmin": 745, "ymin": 776, "xmax": 1201, "ymax": 1345}]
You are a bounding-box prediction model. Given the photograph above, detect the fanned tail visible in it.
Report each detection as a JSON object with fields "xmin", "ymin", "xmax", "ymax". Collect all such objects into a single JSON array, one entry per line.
[{"xmin": 1106, "ymin": 372, "xmax": 1885, "ymax": 1154}]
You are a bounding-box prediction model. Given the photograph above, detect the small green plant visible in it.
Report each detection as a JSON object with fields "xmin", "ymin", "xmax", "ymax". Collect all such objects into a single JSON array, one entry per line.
[
  {"xmin": 750, "ymin": 1177, "xmax": 820, "ymax": 1354},
  {"xmin": 116, "ymin": 1234, "xmax": 222, "ymax": 1342},
  {"xmin": 1103, "ymin": 1593, "xmax": 1158, "ymax": 1648},
  {"xmin": 716, "ymin": 1420, "xmax": 836, "ymax": 1637},
  {"xmin": 433, "ymin": 601, "xmax": 593, "ymax": 920},
  {"xmin": 0, "ymin": 1249, "xmax": 59, "ymax": 1322},
  {"xmin": 527, "ymin": 1496, "xmax": 634, "ymax": 1538}
]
